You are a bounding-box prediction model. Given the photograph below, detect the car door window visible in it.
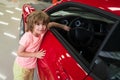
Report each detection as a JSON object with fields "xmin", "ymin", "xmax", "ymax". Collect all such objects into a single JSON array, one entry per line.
[{"xmin": 48, "ymin": 3, "xmax": 117, "ymax": 65}]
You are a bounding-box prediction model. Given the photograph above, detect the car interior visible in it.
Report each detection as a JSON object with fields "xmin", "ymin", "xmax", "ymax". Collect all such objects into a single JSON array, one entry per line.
[
  {"xmin": 95, "ymin": 25, "xmax": 120, "ymax": 80},
  {"xmin": 49, "ymin": 5, "xmax": 115, "ymax": 63}
]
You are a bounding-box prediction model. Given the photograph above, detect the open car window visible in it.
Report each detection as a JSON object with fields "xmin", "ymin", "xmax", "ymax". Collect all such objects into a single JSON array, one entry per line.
[{"xmin": 48, "ymin": 2, "xmax": 118, "ymax": 67}]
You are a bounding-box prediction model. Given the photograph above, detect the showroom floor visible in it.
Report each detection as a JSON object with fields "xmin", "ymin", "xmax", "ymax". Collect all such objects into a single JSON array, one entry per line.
[{"xmin": 0, "ymin": 0, "xmax": 51, "ymax": 80}]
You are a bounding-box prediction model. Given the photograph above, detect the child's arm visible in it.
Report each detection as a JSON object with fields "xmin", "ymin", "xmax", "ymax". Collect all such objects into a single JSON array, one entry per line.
[
  {"xmin": 17, "ymin": 45, "xmax": 46, "ymax": 59},
  {"xmin": 47, "ymin": 22, "xmax": 70, "ymax": 31}
]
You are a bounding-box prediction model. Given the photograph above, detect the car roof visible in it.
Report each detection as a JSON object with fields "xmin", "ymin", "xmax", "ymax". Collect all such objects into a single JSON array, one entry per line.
[{"xmin": 61, "ymin": 0, "xmax": 120, "ymax": 16}]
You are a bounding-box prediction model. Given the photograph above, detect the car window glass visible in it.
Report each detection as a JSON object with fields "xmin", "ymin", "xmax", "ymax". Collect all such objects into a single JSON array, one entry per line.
[{"xmin": 50, "ymin": 7, "xmax": 115, "ymax": 24}]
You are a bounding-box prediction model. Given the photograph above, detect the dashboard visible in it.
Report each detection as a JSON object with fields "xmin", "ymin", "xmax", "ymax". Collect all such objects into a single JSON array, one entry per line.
[{"xmin": 51, "ymin": 15, "xmax": 110, "ymax": 37}]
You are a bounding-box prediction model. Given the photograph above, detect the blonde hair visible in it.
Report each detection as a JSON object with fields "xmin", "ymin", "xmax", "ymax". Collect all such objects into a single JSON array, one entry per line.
[{"xmin": 26, "ymin": 11, "xmax": 50, "ymax": 32}]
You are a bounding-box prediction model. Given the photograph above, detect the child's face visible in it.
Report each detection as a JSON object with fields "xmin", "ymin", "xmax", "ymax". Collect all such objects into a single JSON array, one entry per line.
[{"xmin": 33, "ymin": 20, "xmax": 47, "ymax": 36}]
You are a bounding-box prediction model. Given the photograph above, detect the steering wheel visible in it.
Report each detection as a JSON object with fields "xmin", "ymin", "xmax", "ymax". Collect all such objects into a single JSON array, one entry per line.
[{"xmin": 67, "ymin": 17, "xmax": 94, "ymax": 47}]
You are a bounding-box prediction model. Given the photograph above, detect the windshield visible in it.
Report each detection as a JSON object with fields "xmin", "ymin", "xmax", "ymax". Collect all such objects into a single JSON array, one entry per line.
[{"xmin": 50, "ymin": 7, "xmax": 115, "ymax": 23}]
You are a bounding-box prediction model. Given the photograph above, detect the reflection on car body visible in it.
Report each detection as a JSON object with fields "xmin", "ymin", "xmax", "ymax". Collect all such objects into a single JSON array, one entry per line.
[{"xmin": 20, "ymin": 0, "xmax": 120, "ymax": 80}]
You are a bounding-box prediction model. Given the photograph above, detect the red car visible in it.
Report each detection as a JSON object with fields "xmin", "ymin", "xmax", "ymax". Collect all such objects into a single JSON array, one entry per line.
[{"xmin": 20, "ymin": 0, "xmax": 120, "ymax": 80}]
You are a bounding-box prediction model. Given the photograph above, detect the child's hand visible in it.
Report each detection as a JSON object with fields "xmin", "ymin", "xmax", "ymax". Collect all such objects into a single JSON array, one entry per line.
[
  {"xmin": 63, "ymin": 25, "xmax": 71, "ymax": 31},
  {"xmin": 35, "ymin": 49, "xmax": 46, "ymax": 59}
]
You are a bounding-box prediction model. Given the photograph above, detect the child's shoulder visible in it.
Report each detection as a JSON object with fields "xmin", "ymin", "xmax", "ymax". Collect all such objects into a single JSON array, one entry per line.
[
  {"xmin": 24, "ymin": 31, "xmax": 32, "ymax": 35},
  {"xmin": 22, "ymin": 31, "xmax": 32, "ymax": 38}
]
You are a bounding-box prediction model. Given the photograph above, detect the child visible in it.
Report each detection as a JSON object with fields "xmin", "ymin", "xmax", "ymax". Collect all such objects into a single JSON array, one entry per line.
[{"xmin": 13, "ymin": 11, "xmax": 70, "ymax": 80}]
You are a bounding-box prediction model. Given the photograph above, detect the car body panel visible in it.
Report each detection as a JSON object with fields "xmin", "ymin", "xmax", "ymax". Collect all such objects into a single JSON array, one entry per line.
[{"xmin": 37, "ymin": 31, "xmax": 93, "ymax": 80}]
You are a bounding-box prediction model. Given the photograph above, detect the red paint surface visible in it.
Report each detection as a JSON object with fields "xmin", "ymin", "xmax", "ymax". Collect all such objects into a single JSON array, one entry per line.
[{"xmin": 37, "ymin": 31, "xmax": 93, "ymax": 80}]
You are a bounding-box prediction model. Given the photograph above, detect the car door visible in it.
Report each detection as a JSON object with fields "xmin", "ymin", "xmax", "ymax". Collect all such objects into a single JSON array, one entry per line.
[
  {"xmin": 37, "ymin": 1, "xmax": 120, "ymax": 80},
  {"xmin": 37, "ymin": 30, "xmax": 93, "ymax": 80}
]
